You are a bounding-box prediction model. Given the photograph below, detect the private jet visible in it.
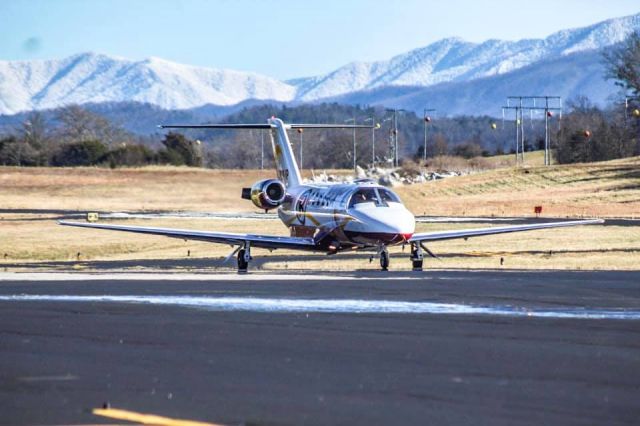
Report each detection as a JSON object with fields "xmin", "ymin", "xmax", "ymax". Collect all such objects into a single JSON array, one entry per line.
[{"xmin": 60, "ymin": 118, "xmax": 603, "ymax": 271}]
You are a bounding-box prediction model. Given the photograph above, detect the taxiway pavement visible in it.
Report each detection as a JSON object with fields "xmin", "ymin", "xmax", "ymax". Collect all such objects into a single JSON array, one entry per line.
[{"xmin": 0, "ymin": 270, "xmax": 639, "ymax": 425}]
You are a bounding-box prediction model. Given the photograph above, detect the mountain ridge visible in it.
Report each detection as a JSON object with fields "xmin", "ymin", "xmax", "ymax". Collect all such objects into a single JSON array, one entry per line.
[{"xmin": 0, "ymin": 12, "xmax": 638, "ymax": 116}]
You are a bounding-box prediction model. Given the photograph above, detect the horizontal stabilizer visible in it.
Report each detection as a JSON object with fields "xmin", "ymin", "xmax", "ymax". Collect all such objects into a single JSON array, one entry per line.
[
  {"xmin": 159, "ymin": 124, "xmax": 273, "ymax": 129},
  {"xmin": 288, "ymin": 124, "xmax": 374, "ymax": 129},
  {"xmin": 158, "ymin": 123, "xmax": 374, "ymax": 130}
]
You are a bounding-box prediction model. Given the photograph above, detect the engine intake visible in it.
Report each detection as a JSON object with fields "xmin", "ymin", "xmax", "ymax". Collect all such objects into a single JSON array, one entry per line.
[{"xmin": 242, "ymin": 179, "xmax": 286, "ymax": 210}]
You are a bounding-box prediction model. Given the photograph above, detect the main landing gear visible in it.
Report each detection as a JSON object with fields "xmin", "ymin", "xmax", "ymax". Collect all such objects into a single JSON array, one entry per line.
[
  {"xmin": 379, "ymin": 247, "xmax": 390, "ymax": 271},
  {"xmin": 237, "ymin": 242, "xmax": 251, "ymax": 273},
  {"xmin": 410, "ymin": 242, "xmax": 424, "ymax": 271}
]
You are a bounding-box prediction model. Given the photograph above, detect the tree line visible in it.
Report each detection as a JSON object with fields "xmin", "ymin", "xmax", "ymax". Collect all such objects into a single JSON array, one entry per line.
[{"xmin": 0, "ymin": 106, "xmax": 204, "ymax": 167}]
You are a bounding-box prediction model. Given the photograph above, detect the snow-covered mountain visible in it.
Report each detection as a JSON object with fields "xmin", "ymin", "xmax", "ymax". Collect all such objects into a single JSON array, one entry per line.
[
  {"xmin": 0, "ymin": 12, "xmax": 638, "ymax": 116},
  {"xmin": 290, "ymin": 13, "xmax": 640, "ymax": 100},
  {"xmin": 330, "ymin": 49, "xmax": 617, "ymax": 116},
  {"xmin": 0, "ymin": 53, "xmax": 296, "ymax": 114}
]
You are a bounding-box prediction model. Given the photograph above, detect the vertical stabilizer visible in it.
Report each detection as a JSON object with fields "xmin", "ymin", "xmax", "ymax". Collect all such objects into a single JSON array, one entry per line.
[{"xmin": 268, "ymin": 118, "xmax": 302, "ymax": 188}]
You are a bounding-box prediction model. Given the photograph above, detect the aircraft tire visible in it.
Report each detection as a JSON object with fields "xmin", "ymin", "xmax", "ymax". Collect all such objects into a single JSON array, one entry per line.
[
  {"xmin": 412, "ymin": 259, "xmax": 423, "ymax": 271},
  {"xmin": 237, "ymin": 248, "xmax": 249, "ymax": 272},
  {"xmin": 380, "ymin": 250, "xmax": 389, "ymax": 271}
]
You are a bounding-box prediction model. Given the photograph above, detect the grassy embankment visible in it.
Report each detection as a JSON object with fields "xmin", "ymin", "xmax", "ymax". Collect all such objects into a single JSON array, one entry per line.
[{"xmin": 0, "ymin": 154, "xmax": 638, "ymax": 271}]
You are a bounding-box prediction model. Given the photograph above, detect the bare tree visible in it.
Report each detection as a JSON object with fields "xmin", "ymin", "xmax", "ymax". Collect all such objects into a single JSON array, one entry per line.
[
  {"xmin": 54, "ymin": 105, "xmax": 129, "ymax": 146},
  {"xmin": 603, "ymin": 31, "xmax": 640, "ymax": 98}
]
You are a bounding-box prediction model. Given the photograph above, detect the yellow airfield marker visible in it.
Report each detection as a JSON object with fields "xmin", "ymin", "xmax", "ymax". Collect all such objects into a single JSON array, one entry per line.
[{"xmin": 92, "ymin": 407, "xmax": 224, "ymax": 426}]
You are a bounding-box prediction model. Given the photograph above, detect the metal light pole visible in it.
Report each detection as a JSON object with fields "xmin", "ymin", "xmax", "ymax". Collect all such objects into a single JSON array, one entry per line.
[
  {"xmin": 393, "ymin": 110, "xmax": 398, "ymax": 167},
  {"xmin": 519, "ymin": 97, "xmax": 525, "ymax": 163},
  {"xmin": 383, "ymin": 110, "xmax": 398, "ymax": 167},
  {"xmin": 384, "ymin": 108, "xmax": 406, "ymax": 168},
  {"xmin": 505, "ymin": 96, "xmax": 562, "ymax": 166},
  {"xmin": 260, "ymin": 130, "xmax": 264, "ymax": 169},
  {"xmin": 345, "ymin": 117, "xmax": 357, "ymax": 172},
  {"xmin": 544, "ymin": 99, "xmax": 550, "ymax": 166},
  {"xmin": 381, "ymin": 117, "xmax": 393, "ymax": 166},
  {"xmin": 423, "ymin": 108, "xmax": 436, "ymax": 162},
  {"xmin": 297, "ymin": 128, "xmax": 304, "ymax": 171},
  {"xmin": 353, "ymin": 115, "xmax": 357, "ymax": 172},
  {"xmin": 363, "ymin": 117, "xmax": 379, "ymax": 165}
]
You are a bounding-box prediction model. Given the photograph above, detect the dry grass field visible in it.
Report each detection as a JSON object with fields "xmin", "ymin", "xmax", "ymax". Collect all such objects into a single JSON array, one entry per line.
[
  {"xmin": 1, "ymin": 156, "xmax": 639, "ymax": 271},
  {"xmin": 403, "ymin": 155, "xmax": 640, "ymax": 218}
]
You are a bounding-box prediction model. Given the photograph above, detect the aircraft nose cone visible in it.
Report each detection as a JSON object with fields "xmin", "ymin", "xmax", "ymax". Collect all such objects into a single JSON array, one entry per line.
[
  {"xmin": 391, "ymin": 209, "xmax": 416, "ymax": 235},
  {"xmin": 349, "ymin": 205, "xmax": 415, "ymax": 242}
]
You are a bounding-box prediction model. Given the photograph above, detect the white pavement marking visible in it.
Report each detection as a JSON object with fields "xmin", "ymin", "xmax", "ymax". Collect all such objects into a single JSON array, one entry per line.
[
  {"xmin": 66, "ymin": 211, "xmax": 521, "ymax": 223},
  {"xmin": 69, "ymin": 211, "xmax": 279, "ymax": 220},
  {"xmin": 0, "ymin": 272, "xmax": 417, "ymax": 282},
  {"xmin": 1, "ymin": 295, "xmax": 639, "ymax": 320}
]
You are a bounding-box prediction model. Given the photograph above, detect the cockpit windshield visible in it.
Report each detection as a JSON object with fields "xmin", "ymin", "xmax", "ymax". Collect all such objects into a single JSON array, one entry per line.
[{"xmin": 348, "ymin": 187, "xmax": 401, "ymax": 207}]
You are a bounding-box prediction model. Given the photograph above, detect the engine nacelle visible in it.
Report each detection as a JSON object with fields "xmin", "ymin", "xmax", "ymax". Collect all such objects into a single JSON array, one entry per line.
[{"xmin": 242, "ymin": 179, "xmax": 286, "ymax": 210}]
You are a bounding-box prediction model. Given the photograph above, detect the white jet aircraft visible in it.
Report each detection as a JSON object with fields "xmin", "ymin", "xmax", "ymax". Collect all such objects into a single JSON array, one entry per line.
[{"xmin": 60, "ymin": 118, "xmax": 603, "ymax": 272}]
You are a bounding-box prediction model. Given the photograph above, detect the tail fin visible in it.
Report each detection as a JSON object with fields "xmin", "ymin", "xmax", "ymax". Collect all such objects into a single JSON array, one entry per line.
[
  {"xmin": 158, "ymin": 119, "xmax": 373, "ymax": 189},
  {"xmin": 268, "ymin": 118, "xmax": 301, "ymax": 188}
]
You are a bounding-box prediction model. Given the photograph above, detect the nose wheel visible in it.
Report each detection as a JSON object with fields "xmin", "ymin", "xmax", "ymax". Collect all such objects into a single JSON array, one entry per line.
[{"xmin": 379, "ymin": 248, "xmax": 390, "ymax": 271}]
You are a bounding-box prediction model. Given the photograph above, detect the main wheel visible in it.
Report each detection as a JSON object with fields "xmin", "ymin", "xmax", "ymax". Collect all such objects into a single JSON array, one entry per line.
[
  {"xmin": 412, "ymin": 259, "xmax": 423, "ymax": 271},
  {"xmin": 237, "ymin": 248, "xmax": 249, "ymax": 272},
  {"xmin": 380, "ymin": 250, "xmax": 390, "ymax": 271}
]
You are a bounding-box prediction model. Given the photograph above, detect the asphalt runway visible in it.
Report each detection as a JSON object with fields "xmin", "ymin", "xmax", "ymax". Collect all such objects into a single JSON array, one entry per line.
[{"xmin": 1, "ymin": 270, "xmax": 639, "ymax": 425}]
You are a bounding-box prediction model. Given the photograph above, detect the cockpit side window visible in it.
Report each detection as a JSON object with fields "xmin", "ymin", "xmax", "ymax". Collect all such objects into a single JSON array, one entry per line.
[{"xmin": 378, "ymin": 188, "xmax": 401, "ymax": 203}]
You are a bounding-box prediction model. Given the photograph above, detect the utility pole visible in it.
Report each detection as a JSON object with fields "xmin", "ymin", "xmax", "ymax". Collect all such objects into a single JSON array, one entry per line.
[{"xmin": 423, "ymin": 108, "xmax": 436, "ymax": 162}]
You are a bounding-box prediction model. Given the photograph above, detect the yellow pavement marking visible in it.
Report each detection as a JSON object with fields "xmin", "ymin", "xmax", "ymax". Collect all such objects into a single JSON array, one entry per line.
[{"xmin": 92, "ymin": 408, "xmax": 224, "ymax": 426}]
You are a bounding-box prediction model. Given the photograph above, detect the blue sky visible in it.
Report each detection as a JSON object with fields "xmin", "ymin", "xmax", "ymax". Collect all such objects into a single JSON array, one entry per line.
[{"xmin": 1, "ymin": 0, "xmax": 639, "ymax": 80}]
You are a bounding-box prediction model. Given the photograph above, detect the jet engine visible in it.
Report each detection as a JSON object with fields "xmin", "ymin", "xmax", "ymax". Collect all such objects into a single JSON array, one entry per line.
[{"xmin": 241, "ymin": 179, "xmax": 286, "ymax": 210}]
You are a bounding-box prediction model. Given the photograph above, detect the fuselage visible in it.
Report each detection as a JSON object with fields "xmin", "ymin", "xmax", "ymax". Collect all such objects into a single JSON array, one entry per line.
[{"xmin": 278, "ymin": 180, "xmax": 415, "ymax": 251}]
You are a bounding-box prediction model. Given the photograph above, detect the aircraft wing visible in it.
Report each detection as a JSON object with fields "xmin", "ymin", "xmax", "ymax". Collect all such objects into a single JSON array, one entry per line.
[
  {"xmin": 409, "ymin": 219, "xmax": 604, "ymax": 243},
  {"xmin": 58, "ymin": 221, "xmax": 316, "ymax": 250}
]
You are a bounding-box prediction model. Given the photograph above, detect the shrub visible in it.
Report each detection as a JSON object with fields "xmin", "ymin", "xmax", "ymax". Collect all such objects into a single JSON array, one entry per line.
[
  {"xmin": 52, "ymin": 140, "xmax": 108, "ymax": 166},
  {"xmin": 104, "ymin": 143, "xmax": 155, "ymax": 167}
]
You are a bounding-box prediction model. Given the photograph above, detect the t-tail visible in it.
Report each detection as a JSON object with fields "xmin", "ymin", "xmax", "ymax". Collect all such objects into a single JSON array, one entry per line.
[
  {"xmin": 268, "ymin": 118, "xmax": 301, "ymax": 188},
  {"xmin": 158, "ymin": 119, "xmax": 373, "ymax": 188}
]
